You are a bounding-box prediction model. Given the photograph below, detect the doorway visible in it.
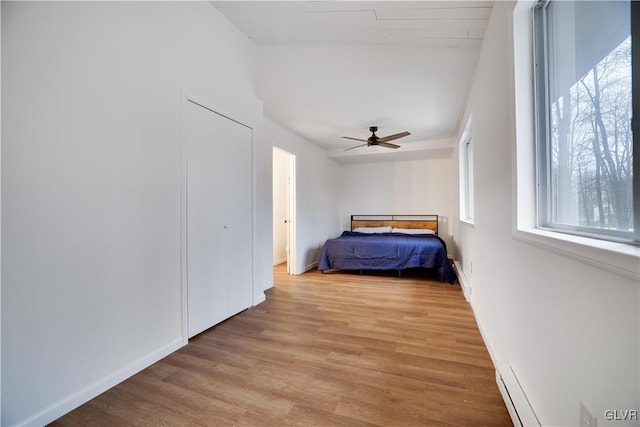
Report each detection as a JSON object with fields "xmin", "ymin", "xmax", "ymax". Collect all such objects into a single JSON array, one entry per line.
[{"xmin": 272, "ymin": 147, "xmax": 296, "ymax": 275}]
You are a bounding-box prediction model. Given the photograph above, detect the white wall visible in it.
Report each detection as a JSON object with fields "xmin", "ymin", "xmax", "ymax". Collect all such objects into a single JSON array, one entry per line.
[
  {"xmin": 262, "ymin": 117, "xmax": 342, "ymax": 276},
  {"xmin": 338, "ymin": 156, "xmax": 456, "ymax": 254},
  {"xmin": 272, "ymin": 148, "xmax": 288, "ymax": 265},
  {"xmin": 1, "ymin": 2, "xmax": 266, "ymax": 425},
  {"xmin": 454, "ymin": 2, "xmax": 639, "ymax": 426},
  {"xmin": 0, "ymin": 3, "xmax": 3, "ymax": 421}
]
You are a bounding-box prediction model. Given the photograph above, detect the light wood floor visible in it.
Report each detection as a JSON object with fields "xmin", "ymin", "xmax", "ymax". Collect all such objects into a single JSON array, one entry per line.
[{"xmin": 50, "ymin": 265, "xmax": 511, "ymax": 426}]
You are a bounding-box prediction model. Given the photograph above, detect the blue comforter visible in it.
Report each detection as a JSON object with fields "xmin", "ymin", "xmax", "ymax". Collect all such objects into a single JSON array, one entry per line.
[{"xmin": 317, "ymin": 231, "xmax": 456, "ymax": 284}]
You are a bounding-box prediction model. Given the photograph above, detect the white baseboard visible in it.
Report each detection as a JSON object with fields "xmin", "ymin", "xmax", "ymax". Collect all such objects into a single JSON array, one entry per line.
[
  {"xmin": 273, "ymin": 257, "xmax": 286, "ymax": 266},
  {"xmin": 465, "ymin": 283, "xmax": 539, "ymax": 427},
  {"xmin": 17, "ymin": 338, "xmax": 184, "ymax": 427},
  {"xmin": 467, "ymin": 297, "xmax": 499, "ymax": 377},
  {"xmin": 254, "ymin": 291, "xmax": 267, "ymax": 305},
  {"xmin": 303, "ymin": 261, "xmax": 318, "ymax": 273}
]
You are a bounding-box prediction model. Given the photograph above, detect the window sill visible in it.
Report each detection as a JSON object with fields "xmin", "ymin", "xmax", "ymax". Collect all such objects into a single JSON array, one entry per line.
[
  {"xmin": 512, "ymin": 228, "xmax": 640, "ymax": 281},
  {"xmin": 460, "ymin": 218, "xmax": 475, "ymax": 228}
]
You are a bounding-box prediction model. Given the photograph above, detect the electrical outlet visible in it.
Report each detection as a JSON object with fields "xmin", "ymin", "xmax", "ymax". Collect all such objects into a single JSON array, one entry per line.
[{"xmin": 580, "ymin": 402, "xmax": 597, "ymax": 427}]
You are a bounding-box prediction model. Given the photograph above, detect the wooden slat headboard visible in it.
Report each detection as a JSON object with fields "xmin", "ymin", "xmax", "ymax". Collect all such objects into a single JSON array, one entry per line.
[{"xmin": 351, "ymin": 215, "xmax": 439, "ymax": 234}]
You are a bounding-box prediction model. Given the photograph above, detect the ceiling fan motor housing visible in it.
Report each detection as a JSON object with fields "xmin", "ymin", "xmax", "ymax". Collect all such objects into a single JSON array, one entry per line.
[{"xmin": 368, "ymin": 126, "xmax": 378, "ymax": 143}]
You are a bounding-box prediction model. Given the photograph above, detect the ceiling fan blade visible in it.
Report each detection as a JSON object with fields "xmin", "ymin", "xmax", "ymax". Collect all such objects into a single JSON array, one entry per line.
[
  {"xmin": 378, "ymin": 141, "xmax": 400, "ymax": 149},
  {"xmin": 344, "ymin": 143, "xmax": 369, "ymax": 151},
  {"xmin": 377, "ymin": 131, "xmax": 411, "ymax": 143},
  {"xmin": 341, "ymin": 136, "xmax": 368, "ymax": 142}
]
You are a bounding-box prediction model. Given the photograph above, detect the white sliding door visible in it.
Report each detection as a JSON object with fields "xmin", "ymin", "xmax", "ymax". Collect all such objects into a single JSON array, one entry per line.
[{"xmin": 186, "ymin": 100, "xmax": 253, "ymax": 338}]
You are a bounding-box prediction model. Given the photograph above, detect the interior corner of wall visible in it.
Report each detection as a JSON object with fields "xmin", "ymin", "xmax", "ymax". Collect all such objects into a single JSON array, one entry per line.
[{"xmin": 303, "ymin": 261, "xmax": 318, "ymax": 274}]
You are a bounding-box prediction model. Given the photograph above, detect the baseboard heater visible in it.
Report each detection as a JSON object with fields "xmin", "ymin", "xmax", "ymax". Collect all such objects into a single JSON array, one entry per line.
[
  {"xmin": 497, "ymin": 365, "xmax": 541, "ymax": 426},
  {"xmin": 452, "ymin": 260, "xmax": 471, "ymax": 302}
]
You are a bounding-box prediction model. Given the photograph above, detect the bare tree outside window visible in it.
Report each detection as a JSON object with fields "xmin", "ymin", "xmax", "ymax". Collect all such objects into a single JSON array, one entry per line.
[
  {"xmin": 536, "ymin": 0, "xmax": 636, "ymax": 241},
  {"xmin": 550, "ymin": 37, "xmax": 632, "ymax": 232}
]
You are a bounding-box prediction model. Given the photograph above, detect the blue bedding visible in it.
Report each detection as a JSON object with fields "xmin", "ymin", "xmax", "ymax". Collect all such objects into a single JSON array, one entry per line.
[{"xmin": 317, "ymin": 231, "xmax": 456, "ymax": 284}]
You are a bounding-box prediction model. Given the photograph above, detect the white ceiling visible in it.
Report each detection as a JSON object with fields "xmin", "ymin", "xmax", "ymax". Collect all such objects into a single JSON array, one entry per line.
[{"xmin": 213, "ymin": 1, "xmax": 493, "ymax": 162}]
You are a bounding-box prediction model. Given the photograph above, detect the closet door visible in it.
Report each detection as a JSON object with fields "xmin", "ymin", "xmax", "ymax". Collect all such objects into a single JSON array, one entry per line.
[{"xmin": 186, "ymin": 100, "xmax": 253, "ymax": 338}]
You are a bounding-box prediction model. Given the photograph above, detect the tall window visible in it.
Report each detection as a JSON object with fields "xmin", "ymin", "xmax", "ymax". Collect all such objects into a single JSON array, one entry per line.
[
  {"xmin": 534, "ymin": 0, "xmax": 638, "ymax": 242},
  {"xmin": 459, "ymin": 118, "xmax": 474, "ymax": 223}
]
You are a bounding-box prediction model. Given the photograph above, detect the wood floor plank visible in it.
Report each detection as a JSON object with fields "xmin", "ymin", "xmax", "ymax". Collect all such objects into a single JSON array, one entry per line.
[
  {"xmin": 50, "ymin": 401, "xmax": 134, "ymax": 427},
  {"xmin": 50, "ymin": 265, "xmax": 511, "ymax": 426},
  {"xmin": 118, "ymin": 374, "xmax": 242, "ymax": 426},
  {"xmin": 284, "ymin": 403, "xmax": 379, "ymax": 427},
  {"xmin": 334, "ymin": 395, "xmax": 456, "ymax": 427}
]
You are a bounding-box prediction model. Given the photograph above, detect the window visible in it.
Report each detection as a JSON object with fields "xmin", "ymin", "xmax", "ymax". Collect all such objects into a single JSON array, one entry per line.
[
  {"xmin": 459, "ymin": 118, "xmax": 474, "ymax": 223},
  {"xmin": 534, "ymin": 0, "xmax": 639, "ymax": 243}
]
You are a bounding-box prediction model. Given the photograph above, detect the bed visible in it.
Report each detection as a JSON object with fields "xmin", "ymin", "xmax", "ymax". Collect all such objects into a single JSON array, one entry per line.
[{"xmin": 317, "ymin": 215, "xmax": 456, "ymax": 284}]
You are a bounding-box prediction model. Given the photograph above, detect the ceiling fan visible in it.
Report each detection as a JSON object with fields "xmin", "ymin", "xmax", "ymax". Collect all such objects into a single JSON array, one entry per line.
[{"xmin": 342, "ymin": 126, "xmax": 411, "ymax": 151}]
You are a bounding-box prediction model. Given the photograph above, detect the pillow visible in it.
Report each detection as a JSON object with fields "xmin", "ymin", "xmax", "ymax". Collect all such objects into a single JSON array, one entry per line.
[
  {"xmin": 392, "ymin": 227, "xmax": 436, "ymax": 235},
  {"xmin": 353, "ymin": 226, "xmax": 392, "ymax": 234}
]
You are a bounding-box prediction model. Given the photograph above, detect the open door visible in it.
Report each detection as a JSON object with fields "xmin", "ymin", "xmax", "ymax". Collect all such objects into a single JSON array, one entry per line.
[{"xmin": 272, "ymin": 147, "xmax": 296, "ymax": 274}]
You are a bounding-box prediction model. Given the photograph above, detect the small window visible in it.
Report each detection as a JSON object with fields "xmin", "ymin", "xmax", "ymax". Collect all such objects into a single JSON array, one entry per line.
[
  {"xmin": 459, "ymin": 118, "xmax": 474, "ymax": 223},
  {"xmin": 534, "ymin": 0, "xmax": 638, "ymax": 242}
]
